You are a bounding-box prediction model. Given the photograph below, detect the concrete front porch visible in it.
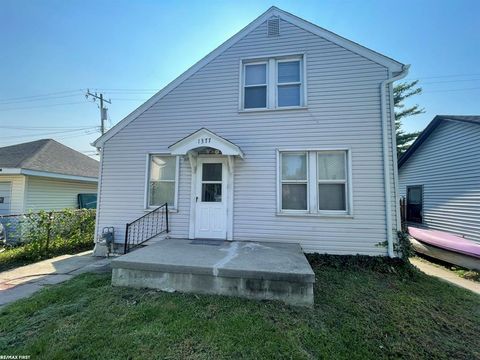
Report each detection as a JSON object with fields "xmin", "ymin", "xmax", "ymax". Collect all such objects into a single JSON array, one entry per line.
[{"xmin": 111, "ymin": 239, "xmax": 315, "ymax": 306}]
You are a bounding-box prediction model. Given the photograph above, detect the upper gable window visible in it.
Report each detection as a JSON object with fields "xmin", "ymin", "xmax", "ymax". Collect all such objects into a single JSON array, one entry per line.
[{"xmin": 241, "ymin": 55, "xmax": 305, "ymax": 111}]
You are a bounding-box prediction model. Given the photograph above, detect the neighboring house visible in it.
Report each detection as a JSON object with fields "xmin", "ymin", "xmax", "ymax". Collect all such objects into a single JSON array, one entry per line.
[
  {"xmin": 93, "ymin": 6, "xmax": 408, "ymax": 256},
  {"xmin": 0, "ymin": 139, "xmax": 99, "ymax": 215},
  {"xmin": 398, "ymin": 115, "xmax": 480, "ymax": 243}
]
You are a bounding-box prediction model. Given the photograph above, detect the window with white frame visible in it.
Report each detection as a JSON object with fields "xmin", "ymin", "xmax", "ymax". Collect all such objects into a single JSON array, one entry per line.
[
  {"xmin": 279, "ymin": 150, "xmax": 350, "ymax": 214},
  {"xmin": 280, "ymin": 152, "xmax": 308, "ymax": 210},
  {"xmin": 148, "ymin": 155, "xmax": 178, "ymax": 208},
  {"xmin": 277, "ymin": 60, "xmax": 302, "ymax": 107},
  {"xmin": 244, "ymin": 62, "xmax": 268, "ymax": 109},
  {"xmin": 242, "ymin": 55, "xmax": 304, "ymax": 110},
  {"xmin": 317, "ymin": 152, "xmax": 347, "ymax": 211}
]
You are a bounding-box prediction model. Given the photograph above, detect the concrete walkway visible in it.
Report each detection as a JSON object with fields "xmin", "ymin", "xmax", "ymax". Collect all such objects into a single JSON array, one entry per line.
[
  {"xmin": 0, "ymin": 251, "xmax": 111, "ymax": 308},
  {"xmin": 411, "ymin": 258, "xmax": 480, "ymax": 295}
]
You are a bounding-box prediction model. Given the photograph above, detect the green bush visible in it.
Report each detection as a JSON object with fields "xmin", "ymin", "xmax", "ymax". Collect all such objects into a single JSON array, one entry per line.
[{"xmin": 0, "ymin": 209, "xmax": 95, "ymax": 271}]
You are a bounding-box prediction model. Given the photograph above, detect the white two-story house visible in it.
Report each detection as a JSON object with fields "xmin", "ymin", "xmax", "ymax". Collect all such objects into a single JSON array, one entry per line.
[{"xmin": 93, "ymin": 7, "xmax": 407, "ymax": 257}]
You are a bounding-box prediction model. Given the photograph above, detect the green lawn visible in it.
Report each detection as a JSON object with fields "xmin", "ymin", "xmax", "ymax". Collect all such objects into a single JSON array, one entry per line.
[{"xmin": 0, "ymin": 257, "xmax": 478, "ymax": 359}]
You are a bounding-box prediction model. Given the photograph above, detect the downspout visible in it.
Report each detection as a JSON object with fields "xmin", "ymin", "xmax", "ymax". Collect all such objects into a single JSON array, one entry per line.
[{"xmin": 380, "ymin": 64, "xmax": 410, "ymax": 257}]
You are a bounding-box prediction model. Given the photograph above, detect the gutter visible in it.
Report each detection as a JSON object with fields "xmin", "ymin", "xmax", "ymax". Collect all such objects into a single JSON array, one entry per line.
[
  {"xmin": 380, "ymin": 64, "xmax": 410, "ymax": 257},
  {"xmin": 0, "ymin": 168, "xmax": 97, "ymax": 183}
]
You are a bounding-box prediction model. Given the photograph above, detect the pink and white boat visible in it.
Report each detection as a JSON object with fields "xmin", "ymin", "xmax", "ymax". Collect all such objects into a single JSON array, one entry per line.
[{"xmin": 408, "ymin": 226, "xmax": 480, "ymax": 271}]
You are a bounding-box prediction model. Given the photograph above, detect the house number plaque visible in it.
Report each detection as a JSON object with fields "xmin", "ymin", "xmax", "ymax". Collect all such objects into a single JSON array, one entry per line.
[{"xmin": 197, "ymin": 137, "xmax": 212, "ymax": 145}]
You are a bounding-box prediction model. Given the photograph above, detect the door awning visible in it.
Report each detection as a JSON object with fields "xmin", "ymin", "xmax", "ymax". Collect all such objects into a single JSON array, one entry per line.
[{"xmin": 169, "ymin": 128, "xmax": 244, "ymax": 158}]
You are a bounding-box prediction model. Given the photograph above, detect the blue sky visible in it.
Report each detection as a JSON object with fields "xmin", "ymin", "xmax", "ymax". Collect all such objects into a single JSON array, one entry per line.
[{"xmin": 1, "ymin": 0, "xmax": 479, "ymax": 157}]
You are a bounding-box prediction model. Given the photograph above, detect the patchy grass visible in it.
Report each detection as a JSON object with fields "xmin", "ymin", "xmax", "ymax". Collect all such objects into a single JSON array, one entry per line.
[{"xmin": 0, "ymin": 258, "xmax": 478, "ymax": 359}]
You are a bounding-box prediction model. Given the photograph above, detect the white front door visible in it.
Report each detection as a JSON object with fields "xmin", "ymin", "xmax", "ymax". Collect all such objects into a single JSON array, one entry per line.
[{"xmin": 194, "ymin": 158, "xmax": 228, "ymax": 239}]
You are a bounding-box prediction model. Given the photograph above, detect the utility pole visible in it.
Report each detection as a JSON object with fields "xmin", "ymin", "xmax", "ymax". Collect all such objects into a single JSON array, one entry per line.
[{"xmin": 85, "ymin": 90, "xmax": 111, "ymax": 135}]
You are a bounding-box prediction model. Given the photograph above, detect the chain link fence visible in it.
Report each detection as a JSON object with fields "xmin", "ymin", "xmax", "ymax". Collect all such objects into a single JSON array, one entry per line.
[{"xmin": 0, "ymin": 209, "xmax": 95, "ymax": 261}]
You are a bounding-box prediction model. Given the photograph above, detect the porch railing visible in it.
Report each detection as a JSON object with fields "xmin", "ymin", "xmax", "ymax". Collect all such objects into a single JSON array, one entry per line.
[{"xmin": 124, "ymin": 203, "xmax": 169, "ymax": 253}]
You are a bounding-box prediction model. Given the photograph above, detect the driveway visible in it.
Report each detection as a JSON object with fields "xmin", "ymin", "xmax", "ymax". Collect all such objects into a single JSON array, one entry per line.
[{"xmin": 0, "ymin": 251, "xmax": 111, "ymax": 308}]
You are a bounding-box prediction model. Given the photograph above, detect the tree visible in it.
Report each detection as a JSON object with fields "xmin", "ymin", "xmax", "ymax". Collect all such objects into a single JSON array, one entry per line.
[{"xmin": 394, "ymin": 80, "xmax": 425, "ymax": 158}]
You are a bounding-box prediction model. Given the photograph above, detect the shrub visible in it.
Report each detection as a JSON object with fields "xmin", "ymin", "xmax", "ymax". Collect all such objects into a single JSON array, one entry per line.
[
  {"xmin": 395, "ymin": 231, "xmax": 415, "ymax": 261},
  {"xmin": 0, "ymin": 209, "xmax": 95, "ymax": 271}
]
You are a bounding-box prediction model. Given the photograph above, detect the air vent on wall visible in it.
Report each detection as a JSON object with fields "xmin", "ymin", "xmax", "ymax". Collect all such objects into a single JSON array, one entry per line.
[{"xmin": 267, "ymin": 16, "xmax": 280, "ymax": 37}]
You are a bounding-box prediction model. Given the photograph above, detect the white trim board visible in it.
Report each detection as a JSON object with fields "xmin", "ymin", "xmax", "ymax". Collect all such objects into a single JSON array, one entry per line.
[
  {"xmin": 0, "ymin": 168, "xmax": 97, "ymax": 183},
  {"xmin": 92, "ymin": 6, "xmax": 404, "ymax": 148}
]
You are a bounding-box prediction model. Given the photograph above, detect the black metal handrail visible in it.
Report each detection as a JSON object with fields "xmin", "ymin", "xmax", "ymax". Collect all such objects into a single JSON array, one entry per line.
[{"xmin": 124, "ymin": 203, "xmax": 169, "ymax": 253}]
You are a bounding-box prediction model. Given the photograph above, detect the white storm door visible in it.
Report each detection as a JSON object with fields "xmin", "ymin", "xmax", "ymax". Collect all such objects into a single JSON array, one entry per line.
[{"xmin": 194, "ymin": 158, "xmax": 227, "ymax": 239}]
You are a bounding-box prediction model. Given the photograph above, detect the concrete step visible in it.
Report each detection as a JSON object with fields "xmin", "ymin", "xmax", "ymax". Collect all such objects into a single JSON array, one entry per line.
[{"xmin": 111, "ymin": 239, "xmax": 315, "ymax": 307}]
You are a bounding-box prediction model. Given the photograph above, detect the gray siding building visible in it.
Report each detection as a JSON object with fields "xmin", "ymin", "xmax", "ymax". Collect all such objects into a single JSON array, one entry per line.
[
  {"xmin": 93, "ymin": 7, "xmax": 407, "ymax": 256},
  {"xmin": 398, "ymin": 115, "xmax": 480, "ymax": 243}
]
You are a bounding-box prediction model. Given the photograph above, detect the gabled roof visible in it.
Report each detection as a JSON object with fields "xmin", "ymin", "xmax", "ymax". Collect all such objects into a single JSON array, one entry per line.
[
  {"xmin": 0, "ymin": 139, "xmax": 99, "ymax": 178},
  {"xmin": 398, "ymin": 115, "xmax": 480, "ymax": 168},
  {"xmin": 93, "ymin": 6, "xmax": 404, "ymax": 148}
]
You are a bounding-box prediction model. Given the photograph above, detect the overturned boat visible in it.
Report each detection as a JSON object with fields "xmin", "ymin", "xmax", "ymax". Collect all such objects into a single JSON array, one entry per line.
[{"xmin": 408, "ymin": 226, "xmax": 480, "ymax": 271}]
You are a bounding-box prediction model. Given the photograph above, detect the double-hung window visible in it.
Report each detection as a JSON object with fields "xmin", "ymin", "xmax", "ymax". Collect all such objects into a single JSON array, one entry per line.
[
  {"xmin": 279, "ymin": 150, "xmax": 350, "ymax": 215},
  {"xmin": 147, "ymin": 155, "xmax": 178, "ymax": 209},
  {"xmin": 242, "ymin": 55, "xmax": 304, "ymax": 110}
]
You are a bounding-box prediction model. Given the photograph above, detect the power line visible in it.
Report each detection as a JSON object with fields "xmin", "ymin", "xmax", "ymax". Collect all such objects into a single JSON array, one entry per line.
[
  {"xmin": 0, "ymin": 101, "xmax": 86, "ymax": 112},
  {"xmin": 0, "ymin": 93, "xmax": 82, "ymax": 105},
  {"xmin": 55, "ymin": 129, "xmax": 99, "ymax": 141},
  {"xmin": 404, "ymin": 72, "xmax": 480, "ymax": 80},
  {"xmin": 91, "ymin": 88, "xmax": 159, "ymax": 92},
  {"xmin": 421, "ymin": 78, "xmax": 480, "ymax": 85},
  {"xmin": 0, "ymin": 127, "xmax": 98, "ymax": 140},
  {"xmin": 0, "ymin": 125, "xmax": 97, "ymax": 130},
  {"xmin": 85, "ymin": 90, "xmax": 111, "ymax": 135},
  {"xmin": 110, "ymin": 98, "xmax": 149, "ymax": 101},
  {"xmin": 0, "ymin": 89, "xmax": 85, "ymax": 102},
  {"xmin": 423, "ymin": 87, "xmax": 480, "ymax": 94}
]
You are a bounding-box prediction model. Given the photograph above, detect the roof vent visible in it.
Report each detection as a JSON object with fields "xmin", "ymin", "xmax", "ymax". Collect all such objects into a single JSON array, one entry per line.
[{"xmin": 267, "ymin": 17, "xmax": 280, "ymax": 37}]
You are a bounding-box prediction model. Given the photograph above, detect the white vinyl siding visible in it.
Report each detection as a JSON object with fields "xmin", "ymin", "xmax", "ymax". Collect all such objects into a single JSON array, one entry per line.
[
  {"xmin": 96, "ymin": 18, "xmax": 397, "ymax": 255},
  {"xmin": 25, "ymin": 176, "xmax": 98, "ymax": 212},
  {"xmin": 399, "ymin": 120, "xmax": 480, "ymax": 243}
]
